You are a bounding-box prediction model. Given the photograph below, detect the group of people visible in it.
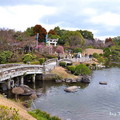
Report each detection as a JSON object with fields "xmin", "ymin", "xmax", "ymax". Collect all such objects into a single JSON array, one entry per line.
[{"xmin": 58, "ymin": 53, "xmax": 93, "ymax": 60}]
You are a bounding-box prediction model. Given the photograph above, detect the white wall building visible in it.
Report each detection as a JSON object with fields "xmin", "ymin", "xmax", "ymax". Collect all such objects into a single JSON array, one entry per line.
[{"xmin": 46, "ymin": 38, "xmax": 59, "ymax": 46}]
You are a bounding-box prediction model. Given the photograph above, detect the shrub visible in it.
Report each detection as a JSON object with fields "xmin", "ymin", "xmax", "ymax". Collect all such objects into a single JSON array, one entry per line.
[
  {"xmin": 0, "ymin": 105, "xmax": 21, "ymax": 120},
  {"xmin": 67, "ymin": 65, "xmax": 76, "ymax": 74},
  {"xmin": 28, "ymin": 109, "xmax": 61, "ymax": 120},
  {"xmin": 39, "ymin": 58, "xmax": 45, "ymax": 65},
  {"xmin": 43, "ymin": 54, "xmax": 57, "ymax": 59},
  {"xmin": 87, "ymin": 45, "xmax": 94, "ymax": 48},
  {"xmin": 103, "ymin": 48, "xmax": 111, "ymax": 57},
  {"xmin": 74, "ymin": 64, "xmax": 91, "ymax": 75},
  {"xmin": 86, "ymin": 64, "xmax": 90, "ymax": 67},
  {"xmin": 30, "ymin": 61, "xmax": 40, "ymax": 65},
  {"xmin": 22, "ymin": 53, "xmax": 36, "ymax": 63},
  {"xmin": 97, "ymin": 56, "xmax": 105, "ymax": 63},
  {"xmin": 0, "ymin": 51, "xmax": 13, "ymax": 64},
  {"xmin": 99, "ymin": 53, "xmax": 103, "ymax": 56},
  {"xmin": 9, "ymin": 54, "xmax": 22, "ymax": 63},
  {"xmin": 92, "ymin": 63, "xmax": 96, "ymax": 67},
  {"xmin": 73, "ymin": 47, "xmax": 82, "ymax": 53},
  {"xmin": 93, "ymin": 53, "xmax": 99, "ymax": 58},
  {"xmin": 59, "ymin": 61, "xmax": 66, "ymax": 67}
]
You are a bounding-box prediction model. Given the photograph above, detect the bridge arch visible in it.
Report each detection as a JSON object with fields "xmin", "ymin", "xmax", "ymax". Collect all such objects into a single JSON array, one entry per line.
[
  {"xmin": 0, "ymin": 64, "xmax": 44, "ymax": 90},
  {"xmin": 59, "ymin": 58, "xmax": 73, "ymax": 64}
]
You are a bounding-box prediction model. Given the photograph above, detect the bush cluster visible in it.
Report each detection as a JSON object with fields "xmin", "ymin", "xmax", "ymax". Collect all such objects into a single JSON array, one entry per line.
[
  {"xmin": 59, "ymin": 61, "xmax": 66, "ymax": 67},
  {"xmin": 73, "ymin": 47, "xmax": 82, "ymax": 53},
  {"xmin": 43, "ymin": 54, "xmax": 57, "ymax": 59},
  {"xmin": 29, "ymin": 109, "xmax": 61, "ymax": 120},
  {"xmin": 67, "ymin": 65, "xmax": 76, "ymax": 74},
  {"xmin": 93, "ymin": 53, "xmax": 99, "ymax": 58},
  {"xmin": 74, "ymin": 64, "xmax": 91, "ymax": 75},
  {"xmin": 0, "ymin": 105, "xmax": 21, "ymax": 120},
  {"xmin": 39, "ymin": 58, "xmax": 46, "ymax": 65},
  {"xmin": 0, "ymin": 51, "xmax": 13, "ymax": 64},
  {"xmin": 93, "ymin": 53, "xmax": 105, "ymax": 64},
  {"xmin": 67, "ymin": 64, "xmax": 91, "ymax": 75},
  {"xmin": 22, "ymin": 53, "xmax": 36, "ymax": 63}
]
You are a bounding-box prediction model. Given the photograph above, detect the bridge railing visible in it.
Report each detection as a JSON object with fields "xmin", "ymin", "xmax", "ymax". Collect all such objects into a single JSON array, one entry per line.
[
  {"xmin": 0, "ymin": 65, "xmax": 43, "ymax": 81},
  {"xmin": 0, "ymin": 65, "xmax": 43, "ymax": 72},
  {"xmin": 44, "ymin": 58, "xmax": 58, "ymax": 65},
  {"xmin": 0, "ymin": 64, "xmax": 22, "ymax": 69},
  {"xmin": 59, "ymin": 58, "xmax": 73, "ymax": 63}
]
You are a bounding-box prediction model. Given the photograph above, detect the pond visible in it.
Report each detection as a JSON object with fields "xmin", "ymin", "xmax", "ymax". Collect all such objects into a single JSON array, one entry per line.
[{"xmin": 30, "ymin": 67, "xmax": 120, "ymax": 120}]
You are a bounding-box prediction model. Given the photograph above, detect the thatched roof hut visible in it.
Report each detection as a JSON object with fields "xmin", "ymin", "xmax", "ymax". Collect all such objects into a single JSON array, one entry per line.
[{"xmin": 82, "ymin": 48, "xmax": 103, "ymax": 56}]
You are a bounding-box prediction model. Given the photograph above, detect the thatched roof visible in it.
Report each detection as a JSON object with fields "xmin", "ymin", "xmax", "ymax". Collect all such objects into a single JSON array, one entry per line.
[{"xmin": 82, "ymin": 48, "xmax": 103, "ymax": 55}]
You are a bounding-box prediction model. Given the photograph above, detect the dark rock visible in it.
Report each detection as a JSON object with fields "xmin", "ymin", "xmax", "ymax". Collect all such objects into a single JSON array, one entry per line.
[
  {"xmin": 1, "ymin": 84, "xmax": 8, "ymax": 91},
  {"xmin": 81, "ymin": 75, "xmax": 91, "ymax": 83},
  {"xmin": 99, "ymin": 82, "xmax": 107, "ymax": 85}
]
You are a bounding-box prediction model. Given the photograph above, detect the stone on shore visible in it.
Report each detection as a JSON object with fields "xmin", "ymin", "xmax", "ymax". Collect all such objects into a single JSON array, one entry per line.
[
  {"xmin": 76, "ymin": 76, "xmax": 82, "ymax": 82},
  {"xmin": 81, "ymin": 75, "xmax": 91, "ymax": 83},
  {"xmin": 55, "ymin": 80, "xmax": 63, "ymax": 83},
  {"xmin": 65, "ymin": 78, "xmax": 72, "ymax": 83}
]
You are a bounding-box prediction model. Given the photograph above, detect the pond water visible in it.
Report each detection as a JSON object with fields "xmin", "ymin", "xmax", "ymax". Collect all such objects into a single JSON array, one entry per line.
[{"xmin": 30, "ymin": 67, "xmax": 120, "ymax": 120}]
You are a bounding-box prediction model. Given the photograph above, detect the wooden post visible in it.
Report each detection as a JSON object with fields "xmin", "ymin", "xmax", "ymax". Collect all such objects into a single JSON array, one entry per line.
[
  {"xmin": 21, "ymin": 76, "xmax": 24, "ymax": 85},
  {"xmin": 32, "ymin": 74, "xmax": 36, "ymax": 83},
  {"xmin": 7, "ymin": 78, "xmax": 14, "ymax": 89},
  {"xmin": 43, "ymin": 63, "xmax": 46, "ymax": 74},
  {"xmin": 7, "ymin": 79, "xmax": 11, "ymax": 89}
]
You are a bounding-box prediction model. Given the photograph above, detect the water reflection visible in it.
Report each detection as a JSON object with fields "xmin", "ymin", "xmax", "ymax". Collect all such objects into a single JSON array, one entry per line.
[
  {"xmin": 31, "ymin": 68, "xmax": 120, "ymax": 120},
  {"xmin": 2, "ymin": 68, "xmax": 120, "ymax": 120}
]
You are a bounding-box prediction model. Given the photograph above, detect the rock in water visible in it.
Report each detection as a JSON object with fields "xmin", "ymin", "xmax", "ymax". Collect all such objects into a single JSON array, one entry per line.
[
  {"xmin": 64, "ymin": 86, "xmax": 80, "ymax": 92},
  {"xmin": 19, "ymin": 85, "xmax": 35, "ymax": 95},
  {"xmin": 99, "ymin": 82, "xmax": 107, "ymax": 85}
]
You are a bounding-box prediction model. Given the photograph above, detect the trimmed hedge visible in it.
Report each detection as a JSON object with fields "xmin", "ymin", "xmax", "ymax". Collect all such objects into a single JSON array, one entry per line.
[
  {"xmin": 74, "ymin": 64, "xmax": 91, "ymax": 75},
  {"xmin": 39, "ymin": 58, "xmax": 45, "ymax": 65},
  {"xmin": 59, "ymin": 61, "xmax": 66, "ymax": 67},
  {"xmin": 67, "ymin": 65, "xmax": 76, "ymax": 74}
]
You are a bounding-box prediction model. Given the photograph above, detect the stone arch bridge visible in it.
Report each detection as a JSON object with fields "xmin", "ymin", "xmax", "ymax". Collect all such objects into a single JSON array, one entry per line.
[{"xmin": 0, "ymin": 62, "xmax": 56, "ymax": 90}]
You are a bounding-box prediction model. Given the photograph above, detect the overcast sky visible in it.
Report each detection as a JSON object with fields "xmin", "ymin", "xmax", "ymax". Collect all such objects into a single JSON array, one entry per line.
[{"xmin": 0, "ymin": 0, "xmax": 120, "ymax": 40}]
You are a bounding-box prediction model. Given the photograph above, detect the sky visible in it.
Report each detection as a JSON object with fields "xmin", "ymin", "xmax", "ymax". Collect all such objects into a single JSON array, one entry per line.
[{"xmin": 0, "ymin": 0, "xmax": 120, "ymax": 40}]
